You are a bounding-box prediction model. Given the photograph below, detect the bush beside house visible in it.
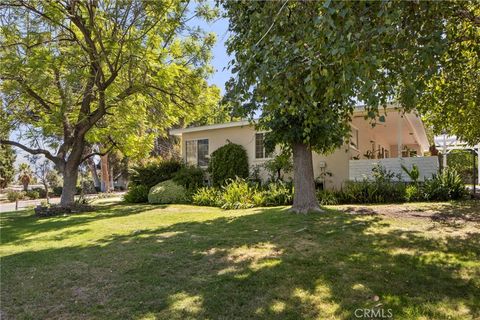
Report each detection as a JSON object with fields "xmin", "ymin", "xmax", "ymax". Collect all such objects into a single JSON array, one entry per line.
[
  {"xmin": 148, "ymin": 180, "xmax": 187, "ymax": 204},
  {"xmin": 125, "ymin": 156, "xmax": 468, "ymax": 208},
  {"xmin": 208, "ymin": 143, "xmax": 249, "ymax": 186}
]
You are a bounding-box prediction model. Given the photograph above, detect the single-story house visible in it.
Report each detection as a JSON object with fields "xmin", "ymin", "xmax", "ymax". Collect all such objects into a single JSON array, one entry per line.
[{"xmin": 170, "ymin": 104, "xmax": 439, "ymax": 190}]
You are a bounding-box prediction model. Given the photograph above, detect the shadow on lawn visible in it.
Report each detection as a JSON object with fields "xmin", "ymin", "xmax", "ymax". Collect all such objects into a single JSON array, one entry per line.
[
  {"xmin": 1, "ymin": 205, "xmax": 479, "ymax": 319},
  {"xmin": 0, "ymin": 202, "xmax": 158, "ymax": 245}
]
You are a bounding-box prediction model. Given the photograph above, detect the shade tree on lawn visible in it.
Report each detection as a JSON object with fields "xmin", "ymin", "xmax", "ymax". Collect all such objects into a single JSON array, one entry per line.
[
  {"xmin": 0, "ymin": 0, "xmax": 220, "ymax": 207},
  {"xmin": 223, "ymin": 0, "xmax": 478, "ymax": 213}
]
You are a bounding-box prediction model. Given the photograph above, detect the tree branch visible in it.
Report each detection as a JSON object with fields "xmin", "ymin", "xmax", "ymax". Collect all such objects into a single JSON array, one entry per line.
[
  {"xmin": 0, "ymin": 139, "xmax": 58, "ymax": 163},
  {"xmin": 80, "ymin": 140, "xmax": 117, "ymax": 163}
]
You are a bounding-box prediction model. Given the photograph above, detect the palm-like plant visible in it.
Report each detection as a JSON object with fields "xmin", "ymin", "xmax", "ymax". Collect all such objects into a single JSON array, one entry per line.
[
  {"xmin": 18, "ymin": 163, "xmax": 33, "ymax": 191},
  {"xmin": 401, "ymin": 164, "xmax": 420, "ymax": 183}
]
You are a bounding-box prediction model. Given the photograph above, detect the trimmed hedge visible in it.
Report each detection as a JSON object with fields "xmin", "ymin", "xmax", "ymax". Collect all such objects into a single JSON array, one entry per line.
[
  {"xmin": 172, "ymin": 166, "xmax": 204, "ymax": 191},
  {"xmin": 208, "ymin": 143, "xmax": 249, "ymax": 186},
  {"xmin": 148, "ymin": 180, "xmax": 187, "ymax": 204},
  {"xmin": 129, "ymin": 159, "xmax": 182, "ymax": 188},
  {"xmin": 124, "ymin": 185, "xmax": 149, "ymax": 203}
]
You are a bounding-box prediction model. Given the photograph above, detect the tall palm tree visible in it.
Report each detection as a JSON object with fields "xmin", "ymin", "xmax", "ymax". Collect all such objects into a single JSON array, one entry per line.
[{"xmin": 18, "ymin": 163, "xmax": 33, "ymax": 191}]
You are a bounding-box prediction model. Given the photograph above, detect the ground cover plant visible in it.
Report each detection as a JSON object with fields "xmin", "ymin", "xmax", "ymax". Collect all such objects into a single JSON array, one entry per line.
[{"xmin": 1, "ymin": 199, "xmax": 479, "ymax": 319}]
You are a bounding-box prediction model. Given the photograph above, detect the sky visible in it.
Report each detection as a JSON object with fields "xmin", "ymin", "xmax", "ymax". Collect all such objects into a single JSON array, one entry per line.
[{"xmin": 195, "ymin": 17, "xmax": 231, "ymax": 93}]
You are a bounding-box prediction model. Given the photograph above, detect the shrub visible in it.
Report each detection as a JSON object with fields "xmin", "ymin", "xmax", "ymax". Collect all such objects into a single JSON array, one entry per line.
[
  {"xmin": 124, "ymin": 185, "xmax": 150, "ymax": 203},
  {"xmin": 219, "ymin": 177, "xmax": 257, "ymax": 209},
  {"xmin": 173, "ymin": 166, "xmax": 205, "ymax": 191},
  {"xmin": 32, "ymin": 187, "xmax": 47, "ymax": 198},
  {"xmin": 208, "ymin": 143, "xmax": 249, "ymax": 186},
  {"xmin": 148, "ymin": 180, "xmax": 187, "ymax": 204},
  {"xmin": 423, "ymin": 168, "xmax": 467, "ymax": 201},
  {"xmin": 129, "ymin": 159, "xmax": 182, "ymax": 188},
  {"xmin": 405, "ymin": 184, "xmax": 424, "ymax": 202},
  {"xmin": 262, "ymin": 181, "xmax": 293, "ymax": 206},
  {"xmin": 25, "ymin": 190, "xmax": 40, "ymax": 199},
  {"xmin": 401, "ymin": 164, "xmax": 420, "ymax": 183},
  {"xmin": 6, "ymin": 190, "xmax": 25, "ymax": 202},
  {"xmin": 192, "ymin": 187, "xmax": 222, "ymax": 207},
  {"xmin": 317, "ymin": 190, "xmax": 339, "ymax": 205},
  {"xmin": 339, "ymin": 180, "xmax": 406, "ymax": 204},
  {"xmin": 52, "ymin": 186, "xmax": 63, "ymax": 197},
  {"xmin": 264, "ymin": 152, "xmax": 293, "ymax": 182}
]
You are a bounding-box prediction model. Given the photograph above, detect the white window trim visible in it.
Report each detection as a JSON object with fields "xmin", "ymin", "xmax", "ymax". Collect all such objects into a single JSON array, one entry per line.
[
  {"xmin": 350, "ymin": 124, "xmax": 360, "ymax": 151},
  {"xmin": 254, "ymin": 131, "xmax": 274, "ymax": 161},
  {"xmin": 185, "ymin": 138, "xmax": 209, "ymax": 168}
]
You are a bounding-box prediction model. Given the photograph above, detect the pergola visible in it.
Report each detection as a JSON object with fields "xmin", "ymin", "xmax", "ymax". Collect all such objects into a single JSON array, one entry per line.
[{"xmin": 434, "ymin": 134, "xmax": 480, "ymax": 185}]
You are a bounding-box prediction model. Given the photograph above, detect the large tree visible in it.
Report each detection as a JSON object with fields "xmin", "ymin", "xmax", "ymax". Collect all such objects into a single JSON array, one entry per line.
[
  {"xmin": 0, "ymin": 0, "xmax": 220, "ymax": 206},
  {"xmin": 417, "ymin": 4, "xmax": 480, "ymax": 145},
  {"xmin": 223, "ymin": 1, "xmax": 477, "ymax": 213}
]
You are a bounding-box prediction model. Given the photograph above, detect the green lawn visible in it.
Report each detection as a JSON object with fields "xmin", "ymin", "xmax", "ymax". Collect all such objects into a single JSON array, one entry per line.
[{"xmin": 1, "ymin": 199, "xmax": 479, "ymax": 320}]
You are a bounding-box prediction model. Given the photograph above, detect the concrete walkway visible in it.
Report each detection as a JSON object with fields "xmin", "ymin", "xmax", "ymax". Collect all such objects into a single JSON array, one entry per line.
[
  {"xmin": 0, "ymin": 193, "xmax": 125, "ymax": 213},
  {"xmin": 0, "ymin": 197, "xmax": 61, "ymax": 212}
]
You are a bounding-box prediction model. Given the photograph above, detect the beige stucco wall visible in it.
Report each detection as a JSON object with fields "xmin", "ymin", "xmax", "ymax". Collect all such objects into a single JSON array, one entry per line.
[
  {"xmin": 312, "ymin": 146, "xmax": 351, "ymax": 190},
  {"xmin": 181, "ymin": 125, "xmax": 273, "ymax": 181},
  {"xmin": 180, "ymin": 124, "xmax": 351, "ymax": 189}
]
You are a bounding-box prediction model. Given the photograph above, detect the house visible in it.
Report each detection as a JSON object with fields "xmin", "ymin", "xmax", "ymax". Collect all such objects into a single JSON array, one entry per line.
[{"xmin": 170, "ymin": 104, "xmax": 439, "ymax": 189}]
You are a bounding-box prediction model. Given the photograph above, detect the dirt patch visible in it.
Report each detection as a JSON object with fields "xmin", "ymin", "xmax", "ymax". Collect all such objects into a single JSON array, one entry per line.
[{"xmin": 335, "ymin": 202, "xmax": 480, "ymax": 225}]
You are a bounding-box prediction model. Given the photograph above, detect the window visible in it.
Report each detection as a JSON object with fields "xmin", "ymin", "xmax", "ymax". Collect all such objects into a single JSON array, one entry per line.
[
  {"xmin": 255, "ymin": 133, "xmax": 271, "ymax": 159},
  {"xmin": 350, "ymin": 128, "xmax": 359, "ymax": 149},
  {"xmin": 198, "ymin": 139, "xmax": 209, "ymax": 166},
  {"xmin": 186, "ymin": 139, "xmax": 209, "ymax": 166}
]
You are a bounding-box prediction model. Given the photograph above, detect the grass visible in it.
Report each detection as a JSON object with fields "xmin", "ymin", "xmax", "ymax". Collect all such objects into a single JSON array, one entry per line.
[{"xmin": 1, "ymin": 199, "xmax": 479, "ymax": 320}]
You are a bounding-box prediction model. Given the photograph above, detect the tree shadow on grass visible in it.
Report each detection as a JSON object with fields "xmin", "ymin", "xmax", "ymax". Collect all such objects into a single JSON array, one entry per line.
[
  {"xmin": 1, "ymin": 207, "xmax": 479, "ymax": 319},
  {"xmin": 0, "ymin": 202, "xmax": 159, "ymax": 245}
]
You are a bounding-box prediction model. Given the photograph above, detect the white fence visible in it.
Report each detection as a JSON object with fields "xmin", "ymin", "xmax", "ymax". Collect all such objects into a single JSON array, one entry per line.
[{"xmin": 349, "ymin": 156, "xmax": 440, "ymax": 182}]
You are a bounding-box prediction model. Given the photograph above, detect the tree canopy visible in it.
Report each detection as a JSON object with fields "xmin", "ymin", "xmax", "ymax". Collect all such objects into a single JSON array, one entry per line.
[
  {"xmin": 0, "ymin": 0, "xmax": 220, "ymax": 205},
  {"xmin": 222, "ymin": 0, "xmax": 478, "ymax": 212}
]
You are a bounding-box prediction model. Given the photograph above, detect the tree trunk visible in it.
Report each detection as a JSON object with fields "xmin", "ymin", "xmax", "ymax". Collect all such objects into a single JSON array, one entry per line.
[
  {"xmin": 88, "ymin": 158, "xmax": 101, "ymax": 189},
  {"xmin": 60, "ymin": 165, "xmax": 79, "ymax": 207},
  {"xmin": 100, "ymin": 154, "xmax": 110, "ymax": 192},
  {"xmin": 291, "ymin": 142, "xmax": 322, "ymax": 214},
  {"xmin": 43, "ymin": 181, "xmax": 50, "ymax": 204}
]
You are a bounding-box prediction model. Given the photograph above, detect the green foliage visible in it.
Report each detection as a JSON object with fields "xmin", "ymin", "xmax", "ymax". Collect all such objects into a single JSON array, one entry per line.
[
  {"xmin": 223, "ymin": 1, "xmax": 466, "ymax": 151},
  {"xmin": 46, "ymin": 170, "xmax": 62, "ymax": 188},
  {"xmin": 219, "ymin": 177, "xmax": 256, "ymax": 209},
  {"xmin": 192, "ymin": 178, "xmax": 293, "ymax": 209},
  {"xmin": 423, "ymin": 168, "xmax": 468, "ymax": 201},
  {"xmin": 32, "ymin": 187, "xmax": 48, "ymax": 198},
  {"xmin": 25, "ymin": 190, "xmax": 40, "ymax": 200},
  {"xmin": 192, "ymin": 187, "xmax": 222, "ymax": 207},
  {"xmin": 339, "ymin": 180, "xmax": 407, "ymax": 204},
  {"xmin": 416, "ymin": 5, "xmax": 480, "ymax": 145},
  {"xmin": 148, "ymin": 180, "xmax": 187, "ymax": 204},
  {"xmin": 0, "ymin": 140, "xmax": 15, "ymax": 188},
  {"xmin": 261, "ymin": 181, "xmax": 293, "ymax": 206},
  {"xmin": 317, "ymin": 190, "xmax": 340, "ymax": 206},
  {"xmin": 264, "ymin": 152, "xmax": 293, "ymax": 182},
  {"xmin": 124, "ymin": 185, "xmax": 150, "ymax": 204},
  {"xmin": 17, "ymin": 163, "xmax": 33, "ymax": 191},
  {"xmin": 405, "ymin": 184, "xmax": 424, "ymax": 202},
  {"xmin": 0, "ymin": 1, "xmax": 220, "ymax": 206},
  {"xmin": 52, "ymin": 186, "xmax": 63, "ymax": 197},
  {"xmin": 172, "ymin": 166, "xmax": 205, "ymax": 191},
  {"xmin": 129, "ymin": 159, "xmax": 182, "ymax": 188},
  {"xmin": 401, "ymin": 164, "xmax": 420, "ymax": 183},
  {"xmin": 6, "ymin": 190, "xmax": 25, "ymax": 202},
  {"xmin": 447, "ymin": 150, "xmax": 477, "ymax": 184},
  {"xmin": 208, "ymin": 143, "xmax": 249, "ymax": 186}
]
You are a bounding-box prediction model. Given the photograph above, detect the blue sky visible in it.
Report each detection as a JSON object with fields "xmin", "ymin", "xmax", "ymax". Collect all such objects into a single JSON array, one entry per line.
[{"xmin": 196, "ymin": 17, "xmax": 231, "ymax": 93}]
